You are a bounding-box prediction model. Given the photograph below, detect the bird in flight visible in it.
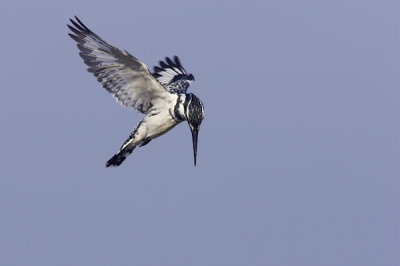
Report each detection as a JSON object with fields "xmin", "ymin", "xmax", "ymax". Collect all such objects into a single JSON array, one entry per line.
[{"xmin": 67, "ymin": 16, "xmax": 204, "ymax": 167}]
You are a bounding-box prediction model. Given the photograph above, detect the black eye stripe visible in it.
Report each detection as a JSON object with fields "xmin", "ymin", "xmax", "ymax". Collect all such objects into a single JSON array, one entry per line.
[{"xmin": 184, "ymin": 94, "xmax": 192, "ymax": 119}]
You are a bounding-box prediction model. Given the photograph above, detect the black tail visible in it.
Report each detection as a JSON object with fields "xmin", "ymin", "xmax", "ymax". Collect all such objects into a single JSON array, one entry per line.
[
  {"xmin": 105, "ymin": 122, "xmax": 144, "ymax": 167},
  {"xmin": 105, "ymin": 153, "xmax": 127, "ymax": 167},
  {"xmin": 105, "ymin": 144, "xmax": 136, "ymax": 167}
]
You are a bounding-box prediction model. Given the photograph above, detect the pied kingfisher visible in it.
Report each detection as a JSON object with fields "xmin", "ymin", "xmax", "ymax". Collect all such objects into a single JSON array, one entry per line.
[{"xmin": 68, "ymin": 16, "xmax": 204, "ymax": 167}]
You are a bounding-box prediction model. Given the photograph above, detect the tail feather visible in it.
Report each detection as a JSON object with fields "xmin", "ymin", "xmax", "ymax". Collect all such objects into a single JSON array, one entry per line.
[
  {"xmin": 105, "ymin": 154, "xmax": 126, "ymax": 167},
  {"xmin": 105, "ymin": 120, "xmax": 145, "ymax": 167},
  {"xmin": 105, "ymin": 145, "xmax": 135, "ymax": 167}
]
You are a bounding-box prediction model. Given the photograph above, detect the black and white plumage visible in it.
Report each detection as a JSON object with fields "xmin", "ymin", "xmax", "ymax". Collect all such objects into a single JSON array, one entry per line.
[{"xmin": 67, "ymin": 16, "xmax": 204, "ymax": 167}]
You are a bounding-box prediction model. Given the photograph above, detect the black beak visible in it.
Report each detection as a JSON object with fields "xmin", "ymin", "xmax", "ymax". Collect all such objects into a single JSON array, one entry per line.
[{"xmin": 190, "ymin": 126, "xmax": 199, "ymax": 166}]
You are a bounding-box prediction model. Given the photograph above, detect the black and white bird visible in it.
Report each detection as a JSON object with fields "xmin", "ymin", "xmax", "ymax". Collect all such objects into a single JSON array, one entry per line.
[{"xmin": 67, "ymin": 16, "xmax": 204, "ymax": 167}]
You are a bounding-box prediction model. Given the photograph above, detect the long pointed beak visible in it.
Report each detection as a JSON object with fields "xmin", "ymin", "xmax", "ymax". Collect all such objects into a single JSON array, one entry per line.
[{"xmin": 190, "ymin": 126, "xmax": 199, "ymax": 166}]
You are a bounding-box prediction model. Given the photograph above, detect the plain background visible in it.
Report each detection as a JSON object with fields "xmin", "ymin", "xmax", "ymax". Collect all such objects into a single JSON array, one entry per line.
[{"xmin": 1, "ymin": 1, "xmax": 399, "ymax": 265}]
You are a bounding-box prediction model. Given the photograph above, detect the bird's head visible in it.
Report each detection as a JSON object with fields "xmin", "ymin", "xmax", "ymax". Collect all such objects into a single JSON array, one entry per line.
[{"xmin": 184, "ymin": 93, "xmax": 204, "ymax": 166}]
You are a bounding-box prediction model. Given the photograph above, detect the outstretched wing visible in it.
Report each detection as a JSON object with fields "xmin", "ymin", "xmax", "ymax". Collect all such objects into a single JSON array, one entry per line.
[
  {"xmin": 153, "ymin": 56, "xmax": 195, "ymax": 94},
  {"xmin": 68, "ymin": 16, "xmax": 171, "ymax": 114}
]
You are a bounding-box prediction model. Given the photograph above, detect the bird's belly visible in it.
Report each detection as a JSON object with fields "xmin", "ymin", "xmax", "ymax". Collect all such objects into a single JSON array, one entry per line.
[{"xmin": 146, "ymin": 113, "xmax": 181, "ymax": 139}]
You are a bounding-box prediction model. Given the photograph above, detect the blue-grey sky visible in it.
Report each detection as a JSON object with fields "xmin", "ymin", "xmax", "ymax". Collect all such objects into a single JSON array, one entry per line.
[{"xmin": 1, "ymin": 1, "xmax": 399, "ymax": 265}]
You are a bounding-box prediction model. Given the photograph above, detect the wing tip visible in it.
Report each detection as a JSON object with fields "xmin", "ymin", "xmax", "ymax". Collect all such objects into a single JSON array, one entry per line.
[
  {"xmin": 68, "ymin": 16, "xmax": 94, "ymax": 36},
  {"xmin": 152, "ymin": 55, "xmax": 195, "ymax": 86}
]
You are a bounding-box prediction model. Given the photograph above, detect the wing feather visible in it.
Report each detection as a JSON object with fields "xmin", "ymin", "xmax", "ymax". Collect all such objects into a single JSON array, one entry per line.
[
  {"xmin": 152, "ymin": 56, "xmax": 195, "ymax": 94},
  {"xmin": 68, "ymin": 16, "xmax": 171, "ymax": 113}
]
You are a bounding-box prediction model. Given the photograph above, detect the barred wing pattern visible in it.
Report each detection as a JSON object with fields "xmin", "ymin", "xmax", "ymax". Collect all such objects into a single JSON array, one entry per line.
[
  {"xmin": 153, "ymin": 56, "xmax": 195, "ymax": 94},
  {"xmin": 68, "ymin": 16, "xmax": 171, "ymax": 114}
]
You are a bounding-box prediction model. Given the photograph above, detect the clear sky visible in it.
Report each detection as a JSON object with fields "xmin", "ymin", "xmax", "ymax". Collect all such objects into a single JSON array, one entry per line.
[{"xmin": 1, "ymin": 1, "xmax": 399, "ymax": 265}]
